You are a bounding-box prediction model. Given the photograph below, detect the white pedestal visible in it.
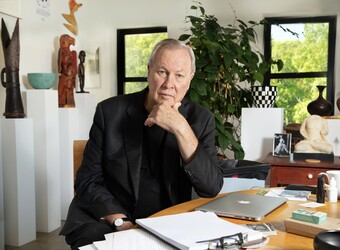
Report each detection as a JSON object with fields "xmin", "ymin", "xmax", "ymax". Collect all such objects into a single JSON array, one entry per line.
[
  {"xmin": 59, "ymin": 108, "xmax": 79, "ymax": 220},
  {"xmin": 241, "ymin": 108, "xmax": 284, "ymax": 161},
  {"xmin": 0, "ymin": 122, "xmax": 4, "ymax": 250},
  {"xmin": 1, "ymin": 118, "xmax": 36, "ymax": 246},
  {"xmin": 75, "ymin": 93, "xmax": 96, "ymax": 139},
  {"xmin": 26, "ymin": 90, "xmax": 61, "ymax": 233},
  {"xmin": 325, "ymin": 119, "xmax": 340, "ymax": 156}
]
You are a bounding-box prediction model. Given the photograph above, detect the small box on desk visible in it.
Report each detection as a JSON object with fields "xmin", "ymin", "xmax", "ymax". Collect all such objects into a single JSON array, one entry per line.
[
  {"xmin": 285, "ymin": 217, "xmax": 340, "ymax": 238},
  {"xmin": 293, "ymin": 152, "xmax": 334, "ymax": 161},
  {"xmin": 292, "ymin": 209, "xmax": 327, "ymax": 224}
]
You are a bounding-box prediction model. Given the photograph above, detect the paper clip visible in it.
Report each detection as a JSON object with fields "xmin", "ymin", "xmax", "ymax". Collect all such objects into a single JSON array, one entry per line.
[
  {"xmin": 197, "ymin": 232, "xmax": 266, "ymax": 249},
  {"xmin": 196, "ymin": 232, "xmax": 244, "ymax": 249}
]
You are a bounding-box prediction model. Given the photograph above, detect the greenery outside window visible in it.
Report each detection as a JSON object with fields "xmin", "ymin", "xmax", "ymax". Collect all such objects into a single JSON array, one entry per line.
[
  {"xmin": 117, "ymin": 27, "xmax": 168, "ymax": 95},
  {"xmin": 264, "ymin": 16, "xmax": 336, "ymax": 124}
]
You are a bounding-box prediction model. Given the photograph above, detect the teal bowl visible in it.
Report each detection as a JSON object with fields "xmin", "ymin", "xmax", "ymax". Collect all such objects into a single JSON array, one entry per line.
[{"xmin": 27, "ymin": 73, "xmax": 56, "ymax": 89}]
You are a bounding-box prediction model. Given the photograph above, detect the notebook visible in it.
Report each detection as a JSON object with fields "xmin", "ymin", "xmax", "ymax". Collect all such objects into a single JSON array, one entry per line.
[{"xmin": 195, "ymin": 193, "xmax": 287, "ymax": 221}]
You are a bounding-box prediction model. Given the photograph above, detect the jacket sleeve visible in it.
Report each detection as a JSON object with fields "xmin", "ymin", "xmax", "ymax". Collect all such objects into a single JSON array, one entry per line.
[
  {"xmin": 74, "ymin": 102, "xmax": 129, "ymax": 220},
  {"xmin": 183, "ymin": 111, "xmax": 224, "ymax": 198}
]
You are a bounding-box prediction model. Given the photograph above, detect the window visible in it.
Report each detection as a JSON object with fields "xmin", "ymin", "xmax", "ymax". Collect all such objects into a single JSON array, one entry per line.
[
  {"xmin": 264, "ymin": 16, "xmax": 336, "ymax": 124},
  {"xmin": 117, "ymin": 27, "xmax": 168, "ymax": 95}
]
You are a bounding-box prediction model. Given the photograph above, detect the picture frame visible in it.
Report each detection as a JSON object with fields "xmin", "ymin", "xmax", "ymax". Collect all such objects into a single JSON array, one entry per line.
[
  {"xmin": 0, "ymin": 0, "xmax": 21, "ymax": 18},
  {"xmin": 273, "ymin": 133, "xmax": 292, "ymax": 157},
  {"xmin": 84, "ymin": 47, "xmax": 101, "ymax": 89}
]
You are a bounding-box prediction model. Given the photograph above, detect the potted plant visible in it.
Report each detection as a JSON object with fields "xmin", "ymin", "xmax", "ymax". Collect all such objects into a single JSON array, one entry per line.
[{"xmin": 179, "ymin": 2, "xmax": 283, "ymax": 159}]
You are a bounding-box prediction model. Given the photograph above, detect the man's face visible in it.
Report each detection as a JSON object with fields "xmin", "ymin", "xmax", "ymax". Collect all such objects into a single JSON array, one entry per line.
[{"xmin": 146, "ymin": 47, "xmax": 194, "ymax": 109}]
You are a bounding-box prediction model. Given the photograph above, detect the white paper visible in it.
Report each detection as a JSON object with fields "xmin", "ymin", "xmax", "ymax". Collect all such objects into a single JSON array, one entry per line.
[
  {"xmin": 300, "ymin": 202, "xmax": 325, "ymax": 208},
  {"xmin": 105, "ymin": 229, "xmax": 175, "ymax": 250},
  {"xmin": 93, "ymin": 239, "xmax": 109, "ymax": 250},
  {"xmin": 136, "ymin": 211, "xmax": 263, "ymax": 250},
  {"xmin": 78, "ymin": 244, "xmax": 97, "ymax": 250},
  {"xmin": 104, "ymin": 232, "xmax": 115, "ymax": 250}
]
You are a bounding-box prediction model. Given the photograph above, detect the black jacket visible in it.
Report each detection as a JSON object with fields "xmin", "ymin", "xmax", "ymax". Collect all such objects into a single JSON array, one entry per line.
[{"xmin": 60, "ymin": 89, "xmax": 223, "ymax": 235}]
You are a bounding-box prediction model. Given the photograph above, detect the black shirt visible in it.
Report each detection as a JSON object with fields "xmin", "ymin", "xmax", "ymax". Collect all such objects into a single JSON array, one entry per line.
[{"xmin": 132, "ymin": 109, "xmax": 172, "ymax": 219}]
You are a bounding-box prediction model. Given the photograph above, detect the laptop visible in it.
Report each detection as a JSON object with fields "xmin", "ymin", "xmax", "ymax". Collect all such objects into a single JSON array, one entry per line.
[{"xmin": 195, "ymin": 193, "xmax": 287, "ymax": 221}]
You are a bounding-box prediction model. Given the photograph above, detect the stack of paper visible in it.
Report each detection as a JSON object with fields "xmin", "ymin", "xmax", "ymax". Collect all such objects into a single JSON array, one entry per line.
[
  {"xmin": 78, "ymin": 228, "xmax": 175, "ymax": 250},
  {"xmin": 78, "ymin": 211, "xmax": 263, "ymax": 250},
  {"xmin": 136, "ymin": 211, "xmax": 263, "ymax": 250}
]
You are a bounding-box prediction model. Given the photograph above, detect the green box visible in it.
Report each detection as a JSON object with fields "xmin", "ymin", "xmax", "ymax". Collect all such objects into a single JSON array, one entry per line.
[{"xmin": 292, "ymin": 209, "xmax": 327, "ymax": 224}]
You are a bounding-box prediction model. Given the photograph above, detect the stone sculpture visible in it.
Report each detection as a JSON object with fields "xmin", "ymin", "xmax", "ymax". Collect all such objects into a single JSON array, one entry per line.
[{"xmin": 294, "ymin": 115, "xmax": 333, "ymax": 154}]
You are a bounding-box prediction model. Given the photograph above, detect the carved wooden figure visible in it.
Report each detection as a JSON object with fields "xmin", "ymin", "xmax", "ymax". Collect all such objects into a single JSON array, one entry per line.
[
  {"xmin": 76, "ymin": 50, "xmax": 88, "ymax": 93},
  {"xmin": 0, "ymin": 18, "xmax": 25, "ymax": 118},
  {"xmin": 58, "ymin": 34, "xmax": 77, "ymax": 108}
]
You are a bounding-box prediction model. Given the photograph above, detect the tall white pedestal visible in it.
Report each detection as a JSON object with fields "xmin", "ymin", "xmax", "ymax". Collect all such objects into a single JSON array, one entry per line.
[
  {"xmin": 326, "ymin": 119, "xmax": 340, "ymax": 156},
  {"xmin": 75, "ymin": 93, "xmax": 96, "ymax": 139},
  {"xmin": 27, "ymin": 90, "xmax": 61, "ymax": 233},
  {"xmin": 1, "ymin": 118, "xmax": 36, "ymax": 246},
  {"xmin": 59, "ymin": 108, "xmax": 79, "ymax": 219},
  {"xmin": 241, "ymin": 108, "xmax": 284, "ymax": 161},
  {"xmin": 0, "ymin": 121, "xmax": 4, "ymax": 250}
]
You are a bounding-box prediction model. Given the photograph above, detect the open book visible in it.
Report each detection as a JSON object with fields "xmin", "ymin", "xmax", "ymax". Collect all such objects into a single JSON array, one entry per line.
[{"xmin": 136, "ymin": 211, "xmax": 263, "ymax": 250}]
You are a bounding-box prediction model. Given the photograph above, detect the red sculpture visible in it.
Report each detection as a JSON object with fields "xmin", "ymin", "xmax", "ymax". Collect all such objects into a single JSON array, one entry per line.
[{"xmin": 58, "ymin": 34, "xmax": 77, "ymax": 108}]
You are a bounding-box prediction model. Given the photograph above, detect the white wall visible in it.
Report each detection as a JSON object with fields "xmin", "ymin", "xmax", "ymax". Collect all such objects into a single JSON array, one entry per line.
[{"xmin": 0, "ymin": 0, "xmax": 339, "ymax": 111}]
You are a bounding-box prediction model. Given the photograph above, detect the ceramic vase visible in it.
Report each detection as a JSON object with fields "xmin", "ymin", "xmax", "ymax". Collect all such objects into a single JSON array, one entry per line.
[
  {"xmin": 251, "ymin": 86, "xmax": 277, "ymax": 108},
  {"xmin": 337, "ymin": 97, "xmax": 340, "ymax": 112},
  {"xmin": 307, "ymin": 85, "xmax": 332, "ymax": 116}
]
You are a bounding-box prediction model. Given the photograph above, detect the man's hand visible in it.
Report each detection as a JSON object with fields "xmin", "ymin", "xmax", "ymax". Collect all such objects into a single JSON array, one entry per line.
[
  {"xmin": 103, "ymin": 213, "xmax": 134, "ymax": 231},
  {"xmin": 144, "ymin": 102, "xmax": 198, "ymax": 164},
  {"xmin": 144, "ymin": 102, "xmax": 183, "ymax": 133}
]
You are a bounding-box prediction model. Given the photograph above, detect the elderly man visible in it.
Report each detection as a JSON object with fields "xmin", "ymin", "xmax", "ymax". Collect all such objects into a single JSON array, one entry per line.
[{"xmin": 60, "ymin": 38, "xmax": 223, "ymax": 249}]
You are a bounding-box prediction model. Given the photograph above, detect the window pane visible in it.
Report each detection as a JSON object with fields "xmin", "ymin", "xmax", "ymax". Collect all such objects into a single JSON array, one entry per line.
[
  {"xmin": 272, "ymin": 78, "xmax": 327, "ymax": 124},
  {"xmin": 125, "ymin": 33, "xmax": 168, "ymax": 77},
  {"xmin": 124, "ymin": 82, "xmax": 148, "ymax": 94},
  {"xmin": 271, "ymin": 23, "xmax": 329, "ymax": 73}
]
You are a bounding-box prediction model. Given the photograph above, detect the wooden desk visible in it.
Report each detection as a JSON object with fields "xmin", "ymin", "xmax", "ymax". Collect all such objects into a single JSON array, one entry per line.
[
  {"xmin": 151, "ymin": 190, "xmax": 340, "ymax": 250},
  {"xmin": 262, "ymin": 153, "xmax": 340, "ymax": 187}
]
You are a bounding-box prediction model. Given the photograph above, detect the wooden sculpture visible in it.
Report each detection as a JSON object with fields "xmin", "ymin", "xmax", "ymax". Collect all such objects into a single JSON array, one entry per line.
[
  {"xmin": 62, "ymin": 0, "xmax": 82, "ymax": 35},
  {"xmin": 0, "ymin": 18, "xmax": 25, "ymax": 118},
  {"xmin": 58, "ymin": 34, "xmax": 77, "ymax": 108},
  {"xmin": 76, "ymin": 50, "xmax": 88, "ymax": 93}
]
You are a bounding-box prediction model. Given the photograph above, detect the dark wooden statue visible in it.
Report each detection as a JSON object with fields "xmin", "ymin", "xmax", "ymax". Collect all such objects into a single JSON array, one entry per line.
[
  {"xmin": 76, "ymin": 50, "xmax": 88, "ymax": 93},
  {"xmin": 0, "ymin": 18, "xmax": 25, "ymax": 118},
  {"xmin": 58, "ymin": 34, "xmax": 77, "ymax": 108}
]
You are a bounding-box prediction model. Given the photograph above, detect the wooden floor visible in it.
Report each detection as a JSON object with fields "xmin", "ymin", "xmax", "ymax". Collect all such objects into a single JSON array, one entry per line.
[{"xmin": 5, "ymin": 222, "xmax": 69, "ymax": 250}]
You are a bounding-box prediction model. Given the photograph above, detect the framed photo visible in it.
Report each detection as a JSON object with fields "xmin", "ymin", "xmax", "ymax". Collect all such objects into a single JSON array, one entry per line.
[
  {"xmin": 0, "ymin": 0, "xmax": 21, "ymax": 18},
  {"xmin": 84, "ymin": 47, "xmax": 101, "ymax": 89},
  {"xmin": 273, "ymin": 133, "xmax": 292, "ymax": 157}
]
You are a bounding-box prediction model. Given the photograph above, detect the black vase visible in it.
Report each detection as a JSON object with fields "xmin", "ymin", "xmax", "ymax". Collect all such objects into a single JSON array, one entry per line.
[{"xmin": 307, "ymin": 85, "xmax": 332, "ymax": 116}]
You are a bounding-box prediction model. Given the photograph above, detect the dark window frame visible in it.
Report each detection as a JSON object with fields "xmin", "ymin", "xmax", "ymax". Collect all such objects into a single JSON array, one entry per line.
[
  {"xmin": 117, "ymin": 26, "xmax": 167, "ymax": 95},
  {"xmin": 263, "ymin": 16, "xmax": 337, "ymax": 113}
]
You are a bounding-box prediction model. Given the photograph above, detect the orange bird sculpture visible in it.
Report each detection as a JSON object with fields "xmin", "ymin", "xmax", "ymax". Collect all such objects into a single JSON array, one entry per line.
[{"xmin": 62, "ymin": 0, "xmax": 82, "ymax": 35}]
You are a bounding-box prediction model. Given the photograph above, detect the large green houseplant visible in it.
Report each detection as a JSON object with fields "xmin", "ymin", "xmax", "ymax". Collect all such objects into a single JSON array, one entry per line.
[{"xmin": 179, "ymin": 2, "xmax": 283, "ymax": 159}]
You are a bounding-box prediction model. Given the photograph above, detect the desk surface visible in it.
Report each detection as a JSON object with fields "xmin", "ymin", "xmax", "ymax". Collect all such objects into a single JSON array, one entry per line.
[{"xmin": 151, "ymin": 190, "xmax": 340, "ymax": 250}]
